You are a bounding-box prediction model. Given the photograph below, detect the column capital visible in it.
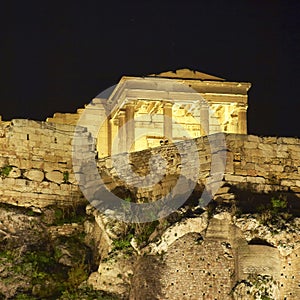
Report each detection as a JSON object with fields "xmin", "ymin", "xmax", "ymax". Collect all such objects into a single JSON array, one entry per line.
[
  {"xmin": 125, "ymin": 100, "xmax": 136, "ymax": 107},
  {"xmin": 163, "ymin": 101, "xmax": 173, "ymax": 107},
  {"xmin": 199, "ymin": 99, "xmax": 209, "ymax": 107},
  {"xmin": 238, "ymin": 105, "xmax": 247, "ymax": 112},
  {"xmin": 118, "ymin": 110, "xmax": 126, "ymax": 117}
]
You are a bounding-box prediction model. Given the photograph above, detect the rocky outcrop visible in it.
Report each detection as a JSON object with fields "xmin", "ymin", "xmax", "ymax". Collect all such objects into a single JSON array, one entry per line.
[
  {"xmin": 0, "ymin": 204, "xmax": 119, "ymax": 300},
  {"xmin": 87, "ymin": 205, "xmax": 300, "ymax": 300},
  {"xmin": 0, "ymin": 194, "xmax": 299, "ymax": 299}
]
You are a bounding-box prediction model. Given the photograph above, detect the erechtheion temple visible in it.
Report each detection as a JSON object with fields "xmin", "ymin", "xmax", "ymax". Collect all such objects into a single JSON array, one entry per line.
[{"xmin": 47, "ymin": 69, "xmax": 251, "ymax": 157}]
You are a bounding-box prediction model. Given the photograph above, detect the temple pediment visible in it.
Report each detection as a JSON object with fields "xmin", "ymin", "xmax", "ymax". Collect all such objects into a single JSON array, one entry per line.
[{"xmin": 148, "ymin": 68, "xmax": 225, "ymax": 81}]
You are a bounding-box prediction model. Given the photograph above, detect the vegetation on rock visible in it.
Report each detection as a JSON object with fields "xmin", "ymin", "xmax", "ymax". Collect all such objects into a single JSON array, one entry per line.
[{"xmin": 0, "ymin": 203, "xmax": 120, "ymax": 300}]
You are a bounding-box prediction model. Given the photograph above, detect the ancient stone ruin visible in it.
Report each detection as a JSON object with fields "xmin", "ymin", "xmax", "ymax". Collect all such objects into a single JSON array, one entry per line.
[
  {"xmin": 0, "ymin": 69, "xmax": 299, "ymax": 299},
  {"xmin": 47, "ymin": 68, "xmax": 250, "ymax": 156}
]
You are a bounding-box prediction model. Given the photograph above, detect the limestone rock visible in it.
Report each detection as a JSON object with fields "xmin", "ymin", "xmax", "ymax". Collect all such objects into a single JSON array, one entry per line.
[
  {"xmin": 7, "ymin": 166, "xmax": 21, "ymax": 178},
  {"xmin": 24, "ymin": 169, "xmax": 44, "ymax": 182},
  {"xmin": 46, "ymin": 170, "xmax": 63, "ymax": 184},
  {"xmin": 232, "ymin": 274, "xmax": 280, "ymax": 300},
  {"xmin": 88, "ymin": 253, "xmax": 135, "ymax": 299},
  {"xmin": 56, "ymin": 245, "xmax": 73, "ymax": 266}
]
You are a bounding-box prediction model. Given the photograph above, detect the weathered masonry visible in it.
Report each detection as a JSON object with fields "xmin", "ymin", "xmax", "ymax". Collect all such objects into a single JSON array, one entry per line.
[{"xmin": 0, "ymin": 69, "xmax": 300, "ymax": 299}]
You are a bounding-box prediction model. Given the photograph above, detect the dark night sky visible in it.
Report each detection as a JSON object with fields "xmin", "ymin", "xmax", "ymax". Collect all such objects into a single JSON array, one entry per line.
[{"xmin": 0, "ymin": 0, "xmax": 299, "ymax": 137}]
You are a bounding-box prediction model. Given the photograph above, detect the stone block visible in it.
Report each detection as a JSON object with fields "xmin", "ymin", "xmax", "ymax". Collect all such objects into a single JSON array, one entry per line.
[
  {"xmin": 234, "ymin": 168, "xmax": 248, "ymax": 176},
  {"xmin": 15, "ymin": 179, "xmax": 27, "ymax": 186},
  {"xmin": 2, "ymin": 177, "xmax": 16, "ymax": 185},
  {"xmin": 215, "ymin": 186, "xmax": 231, "ymax": 195},
  {"xmin": 24, "ymin": 169, "xmax": 44, "ymax": 182},
  {"xmin": 277, "ymin": 144, "xmax": 288, "ymax": 152},
  {"xmin": 224, "ymin": 174, "xmax": 247, "ymax": 182},
  {"xmin": 258, "ymin": 143, "xmax": 274, "ymax": 152},
  {"xmin": 225, "ymin": 161, "xmax": 234, "ymax": 173},
  {"xmin": 45, "ymin": 170, "xmax": 64, "ymax": 184},
  {"xmin": 19, "ymin": 159, "xmax": 32, "ymax": 169},
  {"xmin": 239, "ymin": 245, "xmax": 281, "ymax": 281},
  {"xmin": 246, "ymin": 176, "xmax": 265, "ymax": 184},
  {"xmin": 275, "ymin": 151, "xmax": 289, "ymax": 158},
  {"xmin": 287, "ymin": 145, "xmax": 300, "ymax": 152},
  {"xmin": 11, "ymin": 119, "xmax": 30, "ymax": 127},
  {"xmin": 200, "ymin": 162, "xmax": 211, "ymax": 171},
  {"xmin": 45, "ymin": 155, "xmax": 60, "ymax": 163},
  {"xmin": 244, "ymin": 142, "xmax": 258, "ymax": 149},
  {"xmin": 281, "ymin": 180, "xmax": 294, "ymax": 187},
  {"xmin": 254, "ymin": 164, "xmax": 268, "ymax": 173},
  {"xmin": 53, "ymin": 123, "xmax": 77, "ymax": 133},
  {"xmin": 247, "ymin": 135, "xmax": 261, "ymax": 143},
  {"xmin": 280, "ymin": 137, "xmax": 299, "ymax": 144},
  {"xmin": 8, "ymin": 157, "xmax": 20, "ymax": 167},
  {"xmin": 291, "ymin": 186, "xmax": 300, "ymax": 193},
  {"xmin": 247, "ymin": 169, "xmax": 257, "ymax": 176},
  {"xmin": 244, "ymin": 163, "xmax": 255, "ymax": 170},
  {"xmin": 270, "ymin": 165, "xmax": 284, "ymax": 172},
  {"xmin": 31, "ymin": 160, "xmax": 45, "ymax": 169},
  {"xmin": 246, "ymin": 149, "xmax": 262, "ymax": 157},
  {"xmin": 11, "ymin": 132, "xmax": 29, "ymax": 141},
  {"xmin": 262, "ymin": 136, "xmax": 277, "ymax": 143},
  {"xmin": 261, "ymin": 149, "xmax": 275, "ymax": 158},
  {"xmin": 7, "ymin": 166, "xmax": 21, "ymax": 178}
]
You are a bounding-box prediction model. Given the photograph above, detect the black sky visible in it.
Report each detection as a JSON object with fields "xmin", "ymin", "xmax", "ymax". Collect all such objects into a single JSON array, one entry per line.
[{"xmin": 0, "ymin": 0, "xmax": 299, "ymax": 137}]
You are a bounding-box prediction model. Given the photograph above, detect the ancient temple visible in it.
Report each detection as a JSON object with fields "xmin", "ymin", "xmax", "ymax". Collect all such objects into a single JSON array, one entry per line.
[{"xmin": 47, "ymin": 69, "xmax": 251, "ymax": 157}]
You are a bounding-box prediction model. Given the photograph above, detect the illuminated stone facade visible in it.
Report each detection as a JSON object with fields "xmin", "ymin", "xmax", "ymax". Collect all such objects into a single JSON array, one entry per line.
[{"xmin": 47, "ymin": 69, "xmax": 251, "ymax": 157}]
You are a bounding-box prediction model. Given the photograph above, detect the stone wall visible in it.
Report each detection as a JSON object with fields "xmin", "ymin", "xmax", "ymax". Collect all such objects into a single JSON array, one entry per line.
[
  {"xmin": 158, "ymin": 233, "xmax": 235, "ymax": 300},
  {"xmin": 7, "ymin": 120, "xmax": 299, "ymax": 211},
  {"xmin": 0, "ymin": 119, "xmax": 91, "ymax": 207},
  {"xmin": 96, "ymin": 133, "xmax": 300, "ymax": 205},
  {"xmin": 127, "ymin": 212, "xmax": 300, "ymax": 299}
]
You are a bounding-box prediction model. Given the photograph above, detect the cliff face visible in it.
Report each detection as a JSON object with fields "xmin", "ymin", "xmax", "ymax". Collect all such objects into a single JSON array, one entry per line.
[
  {"xmin": 1, "ymin": 200, "xmax": 299, "ymax": 299},
  {"xmin": 0, "ymin": 203, "xmax": 121, "ymax": 299},
  {"xmin": 87, "ymin": 205, "xmax": 300, "ymax": 300}
]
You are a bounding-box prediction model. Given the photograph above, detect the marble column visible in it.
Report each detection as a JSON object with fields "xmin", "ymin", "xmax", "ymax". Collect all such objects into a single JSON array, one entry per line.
[
  {"xmin": 118, "ymin": 110, "xmax": 126, "ymax": 153},
  {"xmin": 238, "ymin": 107, "xmax": 247, "ymax": 134},
  {"xmin": 163, "ymin": 102, "xmax": 173, "ymax": 142},
  {"xmin": 125, "ymin": 102, "xmax": 135, "ymax": 152},
  {"xmin": 107, "ymin": 117, "xmax": 112, "ymax": 156},
  {"xmin": 200, "ymin": 101, "xmax": 209, "ymax": 136}
]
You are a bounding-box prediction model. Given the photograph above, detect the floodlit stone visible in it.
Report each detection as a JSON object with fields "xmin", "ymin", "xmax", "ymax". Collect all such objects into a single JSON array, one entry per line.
[
  {"xmin": 45, "ymin": 170, "xmax": 64, "ymax": 184},
  {"xmin": 7, "ymin": 167, "xmax": 21, "ymax": 178},
  {"xmin": 24, "ymin": 169, "xmax": 44, "ymax": 182}
]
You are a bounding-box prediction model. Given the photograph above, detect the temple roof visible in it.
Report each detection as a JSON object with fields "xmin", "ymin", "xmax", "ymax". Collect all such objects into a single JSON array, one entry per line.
[{"xmin": 148, "ymin": 68, "xmax": 225, "ymax": 81}]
